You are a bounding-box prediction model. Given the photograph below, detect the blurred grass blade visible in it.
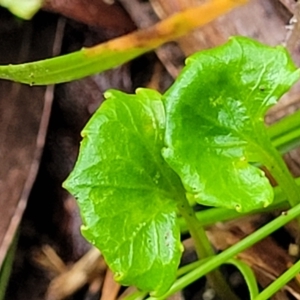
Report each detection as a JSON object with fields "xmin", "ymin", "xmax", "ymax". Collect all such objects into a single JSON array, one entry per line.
[
  {"xmin": 0, "ymin": 0, "xmax": 248, "ymax": 85},
  {"xmin": 0, "ymin": 0, "xmax": 42, "ymax": 19},
  {"xmin": 0, "ymin": 234, "xmax": 18, "ymax": 300}
]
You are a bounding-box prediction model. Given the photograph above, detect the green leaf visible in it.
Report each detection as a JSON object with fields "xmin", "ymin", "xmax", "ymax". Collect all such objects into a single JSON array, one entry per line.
[
  {"xmin": 162, "ymin": 36, "xmax": 300, "ymax": 212},
  {"xmin": 0, "ymin": 0, "xmax": 42, "ymax": 20},
  {"xmin": 63, "ymin": 88, "xmax": 185, "ymax": 296}
]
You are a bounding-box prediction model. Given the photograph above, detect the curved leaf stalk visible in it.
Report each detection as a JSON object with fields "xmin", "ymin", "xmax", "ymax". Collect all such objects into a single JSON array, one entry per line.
[
  {"xmin": 177, "ymin": 195, "xmax": 240, "ymax": 300},
  {"xmin": 227, "ymin": 258, "xmax": 259, "ymax": 300},
  {"xmin": 148, "ymin": 202, "xmax": 300, "ymax": 300},
  {"xmin": 177, "ymin": 258, "xmax": 259, "ymax": 300}
]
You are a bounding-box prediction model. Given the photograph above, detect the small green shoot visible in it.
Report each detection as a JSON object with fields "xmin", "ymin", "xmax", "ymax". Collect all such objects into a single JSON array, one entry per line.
[{"xmin": 63, "ymin": 36, "xmax": 300, "ymax": 299}]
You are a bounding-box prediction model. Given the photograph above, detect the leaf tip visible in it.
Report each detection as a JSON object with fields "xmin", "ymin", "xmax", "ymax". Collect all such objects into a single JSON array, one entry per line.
[
  {"xmin": 263, "ymin": 199, "xmax": 273, "ymax": 209},
  {"xmin": 179, "ymin": 242, "xmax": 185, "ymax": 253},
  {"xmin": 235, "ymin": 204, "xmax": 242, "ymax": 212},
  {"xmin": 114, "ymin": 271, "xmax": 125, "ymax": 281},
  {"xmin": 103, "ymin": 90, "xmax": 115, "ymax": 99}
]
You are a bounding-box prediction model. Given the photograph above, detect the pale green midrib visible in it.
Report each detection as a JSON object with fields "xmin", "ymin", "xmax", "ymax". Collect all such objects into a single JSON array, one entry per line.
[
  {"xmin": 168, "ymin": 101, "xmax": 269, "ymax": 163},
  {"xmin": 101, "ymin": 202, "xmax": 179, "ymax": 289},
  {"xmin": 119, "ymin": 100, "xmax": 185, "ymax": 201},
  {"xmin": 82, "ymin": 183, "xmax": 175, "ymax": 198}
]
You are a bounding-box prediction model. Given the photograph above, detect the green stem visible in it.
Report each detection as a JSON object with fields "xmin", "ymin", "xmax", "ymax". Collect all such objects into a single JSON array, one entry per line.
[
  {"xmin": 177, "ymin": 196, "xmax": 239, "ymax": 300},
  {"xmin": 179, "ymin": 176, "xmax": 297, "ymax": 233},
  {"xmin": 0, "ymin": 233, "xmax": 18, "ymax": 300},
  {"xmin": 177, "ymin": 197, "xmax": 214, "ymax": 257},
  {"xmin": 177, "ymin": 259, "xmax": 205, "ymax": 277},
  {"xmin": 271, "ymin": 128, "xmax": 300, "ymax": 153},
  {"xmin": 227, "ymin": 258, "xmax": 259, "ymax": 300},
  {"xmin": 268, "ymin": 109, "xmax": 300, "ymax": 142},
  {"xmin": 267, "ymin": 108, "xmax": 300, "ymax": 154},
  {"xmin": 179, "ymin": 177, "xmax": 292, "ymax": 233},
  {"xmin": 254, "ymin": 259, "xmax": 300, "ymax": 300},
  {"xmin": 122, "ymin": 290, "xmax": 148, "ymax": 300},
  {"xmin": 261, "ymin": 145, "xmax": 300, "ymax": 208},
  {"xmin": 148, "ymin": 202, "xmax": 300, "ymax": 300}
]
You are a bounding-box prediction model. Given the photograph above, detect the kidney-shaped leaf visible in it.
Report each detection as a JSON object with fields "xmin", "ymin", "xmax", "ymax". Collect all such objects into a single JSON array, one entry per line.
[
  {"xmin": 63, "ymin": 88, "xmax": 184, "ymax": 295},
  {"xmin": 163, "ymin": 36, "xmax": 300, "ymax": 212}
]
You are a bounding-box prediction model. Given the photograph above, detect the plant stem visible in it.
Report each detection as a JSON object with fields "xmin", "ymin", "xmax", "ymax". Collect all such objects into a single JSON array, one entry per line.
[
  {"xmin": 268, "ymin": 108, "xmax": 300, "ymax": 142},
  {"xmin": 179, "ymin": 198, "xmax": 288, "ymax": 234},
  {"xmin": 271, "ymin": 128, "xmax": 300, "ymax": 154},
  {"xmin": 261, "ymin": 145, "xmax": 300, "ymax": 208},
  {"xmin": 177, "ymin": 195, "xmax": 240, "ymax": 300},
  {"xmin": 253, "ymin": 258, "xmax": 300, "ymax": 300},
  {"xmin": 267, "ymin": 108, "xmax": 300, "ymax": 154},
  {"xmin": 227, "ymin": 258, "xmax": 259, "ymax": 300},
  {"xmin": 179, "ymin": 176, "xmax": 300, "ymax": 233},
  {"xmin": 148, "ymin": 202, "xmax": 300, "ymax": 300},
  {"xmin": 122, "ymin": 290, "xmax": 148, "ymax": 300},
  {"xmin": 0, "ymin": 232, "xmax": 18, "ymax": 300}
]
